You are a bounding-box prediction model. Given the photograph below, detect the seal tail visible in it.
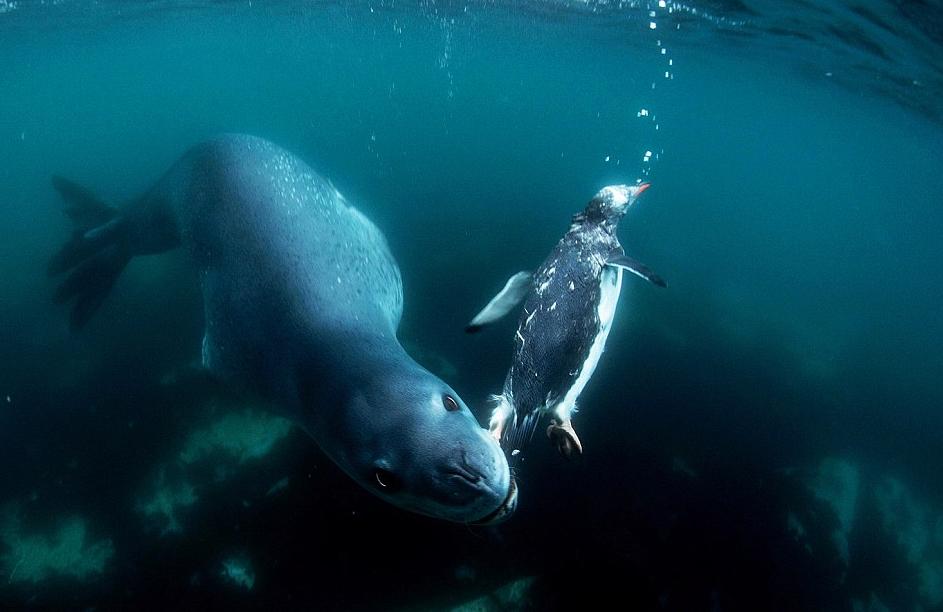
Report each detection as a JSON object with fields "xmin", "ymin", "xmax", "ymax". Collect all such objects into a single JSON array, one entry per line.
[{"xmin": 48, "ymin": 176, "xmax": 131, "ymax": 330}]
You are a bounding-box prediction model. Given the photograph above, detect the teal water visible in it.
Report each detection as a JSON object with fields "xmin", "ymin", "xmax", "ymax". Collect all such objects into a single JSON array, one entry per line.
[{"xmin": 1, "ymin": 1, "xmax": 942, "ymax": 610}]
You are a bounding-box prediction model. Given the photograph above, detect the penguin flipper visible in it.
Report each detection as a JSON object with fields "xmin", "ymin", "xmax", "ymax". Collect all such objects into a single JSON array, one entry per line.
[
  {"xmin": 607, "ymin": 255, "xmax": 667, "ymax": 288},
  {"xmin": 465, "ymin": 271, "xmax": 533, "ymax": 333}
]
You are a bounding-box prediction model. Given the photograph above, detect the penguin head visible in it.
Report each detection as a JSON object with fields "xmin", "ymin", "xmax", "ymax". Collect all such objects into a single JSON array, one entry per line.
[{"xmin": 580, "ymin": 183, "xmax": 650, "ymax": 222}]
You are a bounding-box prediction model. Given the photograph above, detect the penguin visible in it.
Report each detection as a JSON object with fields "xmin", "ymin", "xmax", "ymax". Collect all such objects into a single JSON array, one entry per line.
[{"xmin": 466, "ymin": 184, "xmax": 665, "ymax": 459}]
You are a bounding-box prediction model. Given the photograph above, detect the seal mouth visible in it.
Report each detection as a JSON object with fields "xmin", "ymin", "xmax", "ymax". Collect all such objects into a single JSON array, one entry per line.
[{"xmin": 469, "ymin": 477, "xmax": 518, "ymax": 526}]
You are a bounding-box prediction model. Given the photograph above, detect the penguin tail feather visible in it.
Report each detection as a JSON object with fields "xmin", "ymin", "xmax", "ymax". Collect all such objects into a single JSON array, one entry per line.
[{"xmin": 502, "ymin": 409, "xmax": 542, "ymax": 455}]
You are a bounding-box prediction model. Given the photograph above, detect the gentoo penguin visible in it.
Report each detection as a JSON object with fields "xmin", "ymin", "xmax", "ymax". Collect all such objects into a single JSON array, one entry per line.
[{"xmin": 466, "ymin": 184, "xmax": 665, "ymax": 459}]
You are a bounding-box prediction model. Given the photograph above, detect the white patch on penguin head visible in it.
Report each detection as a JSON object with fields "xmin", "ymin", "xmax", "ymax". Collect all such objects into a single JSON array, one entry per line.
[
  {"xmin": 584, "ymin": 183, "xmax": 650, "ymax": 219},
  {"xmin": 594, "ymin": 185, "xmax": 631, "ymax": 209}
]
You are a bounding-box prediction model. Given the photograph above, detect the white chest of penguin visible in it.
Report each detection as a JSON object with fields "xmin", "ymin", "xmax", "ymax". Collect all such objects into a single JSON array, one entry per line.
[{"xmin": 555, "ymin": 265, "xmax": 623, "ymax": 419}]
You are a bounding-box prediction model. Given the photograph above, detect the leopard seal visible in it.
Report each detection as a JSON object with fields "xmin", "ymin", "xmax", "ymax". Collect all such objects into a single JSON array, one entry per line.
[{"xmin": 48, "ymin": 134, "xmax": 517, "ymax": 524}]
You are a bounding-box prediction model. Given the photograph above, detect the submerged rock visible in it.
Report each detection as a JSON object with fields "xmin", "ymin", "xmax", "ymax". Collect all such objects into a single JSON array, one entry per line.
[
  {"xmin": 851, "ymin": 592, "xmax": 891, "ymax": 612},
  {"xmin": 874, "ymin": 477, "xmax": 930, "ymax": 564},
  {"xmin": 220, "ymin": 555, "xmax": 255, "ymax": 590},
  {"xmin": 449, "ymin": 576, "xmax": 535, "ymax": 612},
  {"xmin": 136, "ymin": 407, "xmax": 294, "ymax": 536},
  {"xmin": 0, "ymin": 504, "xmax": 114, "ymax": 584},
  {"xmin": 873, "ymin": 477, "xmax": 943, "ymax": 608},
  {"xmin": 792, "ymin": 458, "xmax": 943, "ymax": 609},
  {"xmin": 179, "ymin": 409, "xmax": 293, "ymax": 465},
  {"xmin": 808, "ymin": 457, "xmax": 860, "ymax": 568},
  {"xmin": 136, "ymin": 468, "xmax": 198, "ymax": 535}
]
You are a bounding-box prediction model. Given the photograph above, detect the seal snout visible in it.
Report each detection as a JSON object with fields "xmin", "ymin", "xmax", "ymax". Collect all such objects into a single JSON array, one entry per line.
[
  {"xmin": 432, "ymin": 438, "xmax": 517, "ymax": 524},
  {"xmin": 453, "ymin": 442, "xmax": 517, "ymax": 526},
  {"xmin": 470, "ymin": 477, "xmax": 518, "ymax": 526},
  {"xmin": 444, "ymin": 462, "xmax": 484, "ymax": 487},
  {"xmin": 441, "ymin": 450, "xmax": 492, "ymax": 496}
]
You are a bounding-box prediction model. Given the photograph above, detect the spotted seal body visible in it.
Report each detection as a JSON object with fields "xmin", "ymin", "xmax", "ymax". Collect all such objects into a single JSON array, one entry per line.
[
  {"xmin": 466, "ymin": 184, "xmax": 664, "ymax": 458},
  {"xmin": 48, "ymin": 134, "xmax": 516, "ymax": 524}
]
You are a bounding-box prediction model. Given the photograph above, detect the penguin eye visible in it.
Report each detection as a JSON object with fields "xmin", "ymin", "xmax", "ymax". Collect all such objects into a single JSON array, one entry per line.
[
  {"xmin": 442, "ymin": 394, "xmax": 460, "ymax": 412},
  {"xmin": 373, "ymin": 468, "xmax": 402, "ymax": 492}
]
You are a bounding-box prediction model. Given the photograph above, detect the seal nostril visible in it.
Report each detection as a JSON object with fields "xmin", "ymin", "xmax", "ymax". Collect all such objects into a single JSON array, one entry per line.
[
  {"xmin": 446, "ymin": 464, "xmax": 483, "ymax": 485},
  {"xmin": 373, "ymin": 468, "xmax": 402, "ymax": 492},
  {"xmin": 460, "ymin": 451, "xmax": 487, "ymax": 482}
]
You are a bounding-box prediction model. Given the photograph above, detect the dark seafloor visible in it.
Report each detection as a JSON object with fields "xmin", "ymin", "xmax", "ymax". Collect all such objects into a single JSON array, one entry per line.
[{"xmin": 1, "ymin": 1, "xmax": 942, "ymax": 610}]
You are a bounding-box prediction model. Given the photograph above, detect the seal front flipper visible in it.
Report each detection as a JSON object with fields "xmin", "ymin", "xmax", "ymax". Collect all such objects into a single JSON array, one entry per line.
[
  {"xmin": 465, "ymin": 271, "xmax": 533, "ymax": 333},
  {"xmin": 607, "ymin": 254, "xmax": 667, "ymax": 288},
  {"xmin": 48, "ymin": 176, "xmax": 121, "ymax": 276},
  {"xmin": 51, "ymin": 176, "xmax": 118, "ymax": 230}
]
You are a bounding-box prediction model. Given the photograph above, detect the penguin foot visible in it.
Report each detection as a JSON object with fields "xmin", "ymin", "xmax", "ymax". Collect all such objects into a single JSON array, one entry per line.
[
  {"xmin": 489, "ymin": 418, "xmax": 506, "ymax": 443},
  {"xmin": 547, "ymin": 419, "xmax": 582, "ymax": 459}
]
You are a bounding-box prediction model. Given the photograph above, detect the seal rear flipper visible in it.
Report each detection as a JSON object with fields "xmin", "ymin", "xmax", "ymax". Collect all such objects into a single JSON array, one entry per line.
[
  {"xmin": 51, "ymin": 175, "xmax": 118, "ymax": 230},
  {"xmin": 606, "ymin": 254, "xmax": 667, "ymax": 288},
  {"xmin": 53, "ymin": 243, "xmax": 132, "ymax": 329},
  {"xmin": 48, "ymin": 176, "xmax": 131, "ymax": 330},
  {"xmin": 465, "ymin": 271, "xmax": 533, "ymax": 333}
]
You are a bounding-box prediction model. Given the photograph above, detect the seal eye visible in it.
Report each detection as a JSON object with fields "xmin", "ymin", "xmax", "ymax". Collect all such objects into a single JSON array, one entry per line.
[
  {"xmin": 373, "ymin": 468, "xmax": 402, "ymax": 492},
  {"xmin": 443, "ymin": 394, "xmax": 460, "ymax": 412}
]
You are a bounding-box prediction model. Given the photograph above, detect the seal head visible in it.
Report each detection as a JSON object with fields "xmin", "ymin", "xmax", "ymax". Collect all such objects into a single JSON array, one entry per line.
[{"xmin": 318, "ymin": 361, "xmax": 517, "ymax": 524}]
